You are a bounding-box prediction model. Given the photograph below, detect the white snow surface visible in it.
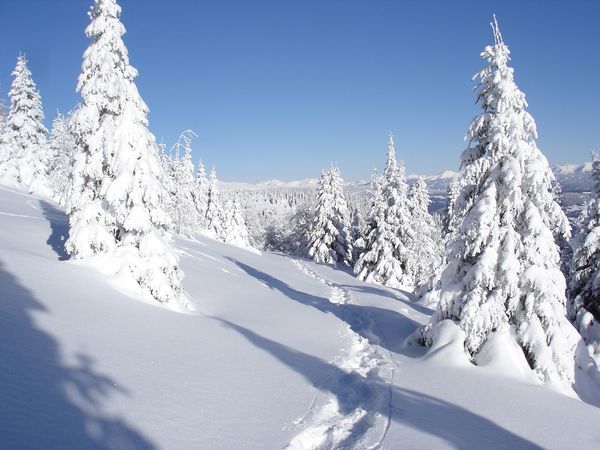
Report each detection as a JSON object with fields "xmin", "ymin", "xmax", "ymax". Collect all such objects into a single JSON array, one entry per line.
[{"xmin": 2, "ymin": 184, "xmax": 600, "ymax": 449}]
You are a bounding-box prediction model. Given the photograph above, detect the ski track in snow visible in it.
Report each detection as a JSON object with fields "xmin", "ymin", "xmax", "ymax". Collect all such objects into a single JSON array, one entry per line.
[
  {"xmin": 286, "ymin": 260, "xmax": 400, "ymax": 450},
  {"xmin": 0, "ymin": 185, "xmax": 36, "ymax": 198},
  {"xmin": 0, "ymin": 211, "xmax": 42, "ymax": 219},
  {"xmin": 179, "ymin": 246, "xmax": 222, "ymax": 264}
]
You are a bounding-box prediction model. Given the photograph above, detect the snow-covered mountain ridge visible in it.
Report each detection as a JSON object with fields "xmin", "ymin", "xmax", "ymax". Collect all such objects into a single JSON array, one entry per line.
[
  {"xmin": 553, "ymin": 162, "xmax": 594, "ymax": 174},
  {"xmin": 220, "ymin": 163, "xmax": 591, "ymax": 192},
  {"xmin": 3, "ymin": 184, "xmax": 600, "ymax": 449},
  {"xmin": 221, "ymin": 163, "xmax": 593, "ymax": 219}
]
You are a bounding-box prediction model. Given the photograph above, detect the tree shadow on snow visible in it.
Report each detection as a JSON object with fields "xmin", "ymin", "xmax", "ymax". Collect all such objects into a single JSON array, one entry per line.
[
  {"xmin": 216, "ymin": 318, "xmax": 544, "ymax": 450},
  {"xmin": 228, "ymin": 258, "xmax": 427, "ymax": 358},
  {"xmin": 39, "ymin": 200, "xmax": 69, "ymax": 261},
  {"xmin": 290, "ymin": 256, "xmax": 435, "ymax": 316},
  {"xmin": 290, "ymin": 256, "xmax": 355, "ymax": 274},
  {"xmin": 0, "ymin": 263, "xmax": 155, "ymax": 449},
  {"xmin": 227, "ymin": 258, "xmax": 421, "ymax": 353},
  {"xmin": 342, "ymin": 283, "xmax": 435, "ymax": 316}
]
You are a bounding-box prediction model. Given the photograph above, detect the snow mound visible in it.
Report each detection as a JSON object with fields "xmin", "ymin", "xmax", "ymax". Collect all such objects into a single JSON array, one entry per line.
[
  {"xmin": 474, "ymin": 328, "xmax": 538, "ymax": 381},
  {"xmin": 423, "ymin": 320, "xmax": 471, "ymax": 367}
]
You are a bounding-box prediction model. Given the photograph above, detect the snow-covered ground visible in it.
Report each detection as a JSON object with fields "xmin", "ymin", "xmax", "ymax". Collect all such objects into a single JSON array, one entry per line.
[{"xmin": 2, "ymin": 184, "xmax": 600, "ymax": 449}]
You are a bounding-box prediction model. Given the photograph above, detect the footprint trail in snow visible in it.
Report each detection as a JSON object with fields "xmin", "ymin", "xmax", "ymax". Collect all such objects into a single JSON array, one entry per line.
[{"xmin": 286, "ymin": 260, "xmax": 400, "ymax": 450}]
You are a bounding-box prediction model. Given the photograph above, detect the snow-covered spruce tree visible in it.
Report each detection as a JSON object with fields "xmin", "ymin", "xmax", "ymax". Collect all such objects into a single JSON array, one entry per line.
[
  {"xmin": 329, "ymin": 165, "xmax": 353, "ymax": 262},
  {"xmin": 569, "ymin": 153, "xmax": 600, "ymax": 356},
  {"xmin": 357, "ymin": 169, "xmax": 383, "ymax": 257},
  {"xmin": 48, "ymin": 112, "xmax": 77, "ymax": 204},
  {"xmin": 193, "ymin": 160, "xmax": 210, "ymax": 230},
  {"xmin": 307, "ymin": 169, "xmax": 333, "ymax": 262},
  {"xmin": 420, "ymin": 17, "xmax": 578, "ymax": 386},
  {"xmin": 409, "ymin": 176, "xmax": 443, "ymax": 288},
  {"xmin": 168, "ymin": 130, "xmax": 200, "ymax": 238},
  {"xmin": 1, "ymin": 55, "xmax": 49, "ymax": 192},
  {"xmin": 205, "ymin": 167, "xmax": 226, "ymax": 239},
  {"xmin": 307, "ymin": 166, "xmax": 352, "ymax": 265},
  {"xmin": 350, "ymin": 207, "xmax": 365, "ymax": 263},
  {"xmin": 223, "ymin": 197, "xmax": 252, "ymax": 247},
  {"xmin": 354, "ymin": 135, "xmax": 414, "ymax": 288},
  {"xmin": 66, "ymin": 0, "xmax": 185, "ymax": 307}
]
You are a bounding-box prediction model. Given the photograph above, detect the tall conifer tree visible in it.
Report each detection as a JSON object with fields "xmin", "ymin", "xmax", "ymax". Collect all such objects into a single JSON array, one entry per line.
[
  {"xmin": 408, "ymin": 177, "xmax": 442, "ymax": 288},
  {"xmin": 307, "ymin": 166, "xmax": 352, "ymax": 265},
  {"xmin": 421, "ymin": 17, "xmax": 577, "ymax": 386},
  {"xmin": 194, "ymin": 160, "xmax": 210, "ymax": 230},
  {"xmin": 1, "ymin": 55, "xmax": 48, "ymax": 192},
  {"xmin": 354, "ymin": 135, "xmax": 413, "ymax": 288},
  {"xmin": 66, "ymin": 0, "xmax": 185, "ymax": 306},
  {"xmin": 205, "ymin": 167, "xmax": 226, "ymax": 239}
]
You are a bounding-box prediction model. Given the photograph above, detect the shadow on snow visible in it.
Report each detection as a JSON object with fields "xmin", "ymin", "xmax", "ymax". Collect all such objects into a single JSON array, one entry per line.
[
  {"xmin": 291, "ymin": 256, "xmax": 433, "ymax": 315},
  {"xmin": 228, "ymin": 257, "xmax": 424, "ymax": 357},
  {"xmin": 341, "ymin": 282, "xmax": 435, "ymax": 316},
  {"xmin": 0, "ymin": 262, "xmax": 155, "ymax": 449},
  {"xmin": 39, "ymin": 200, "xmax": 69, "ymax": 261},
  {"xmin": 215, "ymin": 318, "xmax": 543, "ymax": 450}
]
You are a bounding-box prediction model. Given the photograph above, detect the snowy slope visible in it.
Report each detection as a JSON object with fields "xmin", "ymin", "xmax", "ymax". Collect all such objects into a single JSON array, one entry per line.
[{"xmin": 2, "ymin": 185, "xmax": 600, "ymax": 449}]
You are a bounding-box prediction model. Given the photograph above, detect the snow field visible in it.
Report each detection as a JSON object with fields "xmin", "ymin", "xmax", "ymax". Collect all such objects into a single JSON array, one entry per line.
[{"xmin": 3, "ymin": 185, "xmax": 600, "ymax": 449}]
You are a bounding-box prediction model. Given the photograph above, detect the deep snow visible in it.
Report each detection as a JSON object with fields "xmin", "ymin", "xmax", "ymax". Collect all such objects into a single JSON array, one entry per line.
[{"xmin": 2, "ymin": 185, "xmax": 600, "ymax": 449}]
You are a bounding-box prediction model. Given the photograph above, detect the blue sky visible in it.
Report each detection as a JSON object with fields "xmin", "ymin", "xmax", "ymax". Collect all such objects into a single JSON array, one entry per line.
[{"xmin": 0, "ymin": 0, "xmax": 598, "ymax": 182}]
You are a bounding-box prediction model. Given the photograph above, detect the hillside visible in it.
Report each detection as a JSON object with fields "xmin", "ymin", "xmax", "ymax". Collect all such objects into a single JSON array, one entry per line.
[{"xmin": 2, "ymin": 184, "xmax": 600, "ymax": 449}]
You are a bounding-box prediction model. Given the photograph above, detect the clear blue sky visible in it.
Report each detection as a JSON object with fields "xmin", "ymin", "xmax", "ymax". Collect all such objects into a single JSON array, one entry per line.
[{"xmin": 0, "ymin": 0, "xmax": 598, "ymax": 182}]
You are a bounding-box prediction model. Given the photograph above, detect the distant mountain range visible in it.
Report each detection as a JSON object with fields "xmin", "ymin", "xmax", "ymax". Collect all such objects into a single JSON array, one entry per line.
[
  {"xmin": 553, "ymin": 162, "xmax": 593, "ymax": 175},
  {"xmin": 219, "ymin": 169, "xmax": 460, "ymax": 193},
  {"xmin": 220, "ymin": 163, "xmax": 594, "ymax": 220},
  {"xmin": 221, "ymin": 163, "xmax": 591, "ymax": 192}
]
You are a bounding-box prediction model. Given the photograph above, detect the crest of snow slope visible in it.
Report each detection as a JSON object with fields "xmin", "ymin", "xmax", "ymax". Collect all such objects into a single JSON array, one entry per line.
[{"xmin": 2, "ymin": 184, "xmax": 600, "ymax": 449}]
